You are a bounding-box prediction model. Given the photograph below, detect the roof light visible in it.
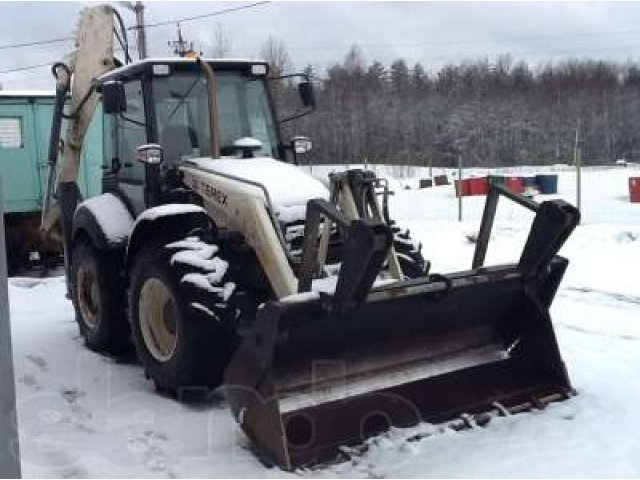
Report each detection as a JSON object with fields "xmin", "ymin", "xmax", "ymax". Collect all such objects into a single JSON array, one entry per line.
[
  {"xmin": 251, "ymin": 64, "xmax": 267, "ymax": 76},
  {"xmin": 152, "ymin": 64, "xmax": 170, "ymax": 76}
]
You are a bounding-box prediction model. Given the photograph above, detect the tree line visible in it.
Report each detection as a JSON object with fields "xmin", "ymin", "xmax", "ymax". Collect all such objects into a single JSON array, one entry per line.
[{"xmin": 271, "ymin": 46, "xmax": 640, "ymax": 167}]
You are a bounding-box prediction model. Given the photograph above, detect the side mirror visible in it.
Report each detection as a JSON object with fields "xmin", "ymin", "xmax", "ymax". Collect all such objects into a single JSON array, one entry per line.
[
  {"xmin": 291, "ymin": 136, "xmax": 313, "ymax": 155},
  {"xmin": 298, "ymin": 81, "xmax": 315, "ymax": 108},
  {"xmin": 136, "ymin": 144, "xmax": 163, "ymax": 165},
  {"xmin": 101, "ymin": 81, "xmax": 126, "ymax": 114}
]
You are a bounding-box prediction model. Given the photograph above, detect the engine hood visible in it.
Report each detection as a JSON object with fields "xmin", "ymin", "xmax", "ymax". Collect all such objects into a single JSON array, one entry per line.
[{"xmin": 186, "ymin": 157, "xmax": 329, "ymax": 223}]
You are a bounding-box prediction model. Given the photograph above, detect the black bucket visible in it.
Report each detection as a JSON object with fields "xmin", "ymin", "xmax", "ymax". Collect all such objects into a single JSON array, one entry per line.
[{"xmin": 225, "ymin": 259, "xmax": 573, "ymax": 470}]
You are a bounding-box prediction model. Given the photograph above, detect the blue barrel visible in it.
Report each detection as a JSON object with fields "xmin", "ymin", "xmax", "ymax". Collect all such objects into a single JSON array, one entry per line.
[
  {"xmin": 523, "ymin": 176, "xmax": 537, "ymax": 188},
  {"xmin": 535, "ymin": 174, "xmax": 558, "ymax": 194}
]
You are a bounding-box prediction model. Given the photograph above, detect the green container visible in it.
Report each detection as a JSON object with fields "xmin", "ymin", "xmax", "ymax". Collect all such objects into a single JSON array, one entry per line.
[{"xmin": 0, "ymin": 91, "xmax": 104, "ymax": 214}]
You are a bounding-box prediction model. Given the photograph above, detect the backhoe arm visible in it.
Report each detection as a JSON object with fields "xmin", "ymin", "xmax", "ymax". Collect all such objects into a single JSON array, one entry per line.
[
  {"xmin": 41, "ymin": 5, "xmax": 117, "ymax": 284},
  {"xmin": 59, "ymin": 6, "xmax": 115, "ymax": 184}
]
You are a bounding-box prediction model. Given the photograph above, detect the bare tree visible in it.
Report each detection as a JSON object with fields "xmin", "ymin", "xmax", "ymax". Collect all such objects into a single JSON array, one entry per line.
[
  {"xmin": 260, "ymin": 36, "xmax": 290, "ymax": 77},
  {"xmin": 271, "ymin": 48, "xmax": 637, "ymax": 167},
  {"xmin": 343, "ymin": 44, "xmax": 365, "ymax": 74},
  {"xmin": 207, "ymin": 24, "xmax": 232, "ymax": 58}
]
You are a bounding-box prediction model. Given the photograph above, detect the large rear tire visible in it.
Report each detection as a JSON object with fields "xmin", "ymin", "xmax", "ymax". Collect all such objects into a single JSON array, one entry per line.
[
  {"xmin": 391, "ymin": 224, "xmax": 429, "ymax": 279},
  {"xmin": 284, "ymin": 219, "xmax": 429, "ymax": 279},
  {"xmin": 128, "ymin": 236, "xmax": 239, "ymax": 398},
  {"xmin": 70, "ymin": 239, "xmax": 130, "ymax": 354}
]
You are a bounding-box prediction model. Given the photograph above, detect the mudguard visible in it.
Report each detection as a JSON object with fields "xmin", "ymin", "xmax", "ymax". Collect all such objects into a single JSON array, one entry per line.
[
  {"xmin": 73, "ymin": 193, "xmax": 134, "ymax": 250},
  {"xmin": 125, "ymin": 204, "xmax": 211, "ymax": 270}
]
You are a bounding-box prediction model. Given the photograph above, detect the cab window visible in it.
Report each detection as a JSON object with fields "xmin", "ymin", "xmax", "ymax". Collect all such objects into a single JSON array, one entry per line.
[{"xmin": 117, "ymin": 80, "xmax": 147, "ymax": 182}]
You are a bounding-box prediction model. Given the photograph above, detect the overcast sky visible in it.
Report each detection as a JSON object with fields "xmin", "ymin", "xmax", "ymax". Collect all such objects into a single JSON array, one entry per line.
[{"xmin": 2, "ymin": 1, "xmax": 640, "ymax": 89}]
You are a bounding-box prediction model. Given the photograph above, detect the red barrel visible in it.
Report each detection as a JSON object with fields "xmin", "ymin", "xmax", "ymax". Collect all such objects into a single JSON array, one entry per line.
[
  {"xmin": 467, "ymin": 177, "xmax": 489, "ymax": 196},
  {"xmin": 630, "ymin": 177, "xmax": 640, "ymax": 203},
  {"xmin": 504, "ymin": 176, "xmax": 525, "ymax": 194},
  {"xmin": 454, "ymin": 179, "xmax": 470, "ymax": 197}
]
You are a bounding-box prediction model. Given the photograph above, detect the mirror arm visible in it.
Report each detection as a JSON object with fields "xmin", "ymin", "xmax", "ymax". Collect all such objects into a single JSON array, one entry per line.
[
  {"xmin": 277, "ymin": 106, "xmax": 315, "ymax": 124},
  {"xmin": 267, "ymin": 73, "xmax": 310, "ymax": 82}
]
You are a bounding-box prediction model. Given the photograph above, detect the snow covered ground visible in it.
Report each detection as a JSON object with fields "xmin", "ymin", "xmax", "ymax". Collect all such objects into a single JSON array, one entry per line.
[{"xmin": 7, "ymin": 165, "xmax": 640, "ymax": 478}]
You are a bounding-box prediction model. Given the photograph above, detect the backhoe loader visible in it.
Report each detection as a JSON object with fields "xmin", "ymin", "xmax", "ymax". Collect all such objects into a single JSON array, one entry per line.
[{"xmin": 42, "ymin": 5, "xmax": 580, "ymax": 470}]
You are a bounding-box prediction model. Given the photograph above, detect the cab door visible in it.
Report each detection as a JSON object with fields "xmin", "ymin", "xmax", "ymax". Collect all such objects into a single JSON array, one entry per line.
[
  {"xmin": 0, "ymin": 103, "xmax": 40, "ymax": 213},
  {"xmin": 115, "ymin": 80, "xmax": 148, "ymax": 215}
]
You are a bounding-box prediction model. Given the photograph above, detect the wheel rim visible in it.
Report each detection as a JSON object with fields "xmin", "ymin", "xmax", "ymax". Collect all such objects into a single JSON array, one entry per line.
[
  {"xmin": 77, "ymin": 262, "xmax": 99, "ymax": 329},
  {"xmin": 138, "ymin": 278, "xmax": 178, "ymax": 362}
]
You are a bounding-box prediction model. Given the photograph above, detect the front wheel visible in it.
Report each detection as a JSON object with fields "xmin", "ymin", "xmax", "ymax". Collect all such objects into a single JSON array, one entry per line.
[
  {"xmin": 70, "ymin": 239, "xmax": 130, "ymax": 354},
  {"xmin": 128, "ymin": 236, "xmax": 239, "ymax": 398}
]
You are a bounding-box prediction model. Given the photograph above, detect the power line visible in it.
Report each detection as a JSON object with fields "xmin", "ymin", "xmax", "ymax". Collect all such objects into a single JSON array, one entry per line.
[
  {"xmin": 0, "ymin": 45, "xmax": 136, "ymax": 77},
  {"xmin": 0, "ymin": 3, "xmax": 638, "ymax": 60},
  {"xmin": 138, "ymin": 1, "xmax": 272, "ymax": 30},
  {"xmin": 0, "ymin": 36, "xmax": 73, "ymax": 51},
  {"xmin": 0, "ymin": 22, "xmax": 636, "ymax": 55},
  {"xmin": 5, "ymin": 2, "xmax": 640, "ymax": 79},
  {"xmin": 0, "ymin": 1, "xmax": 271, "ymax": 53},
  {"xmin": 0, "ymin": 3, "xmax": 270, "ymax": 78},
  {"xmin": 0, "ymin": 62, "xmax": 52, "ymax": 75}
]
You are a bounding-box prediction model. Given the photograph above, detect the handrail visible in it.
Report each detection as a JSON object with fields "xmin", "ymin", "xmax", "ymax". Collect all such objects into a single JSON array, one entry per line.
[
  {"xmin": 472, "ymin": 182, "xmax": 580, "ymax": 280},
  {"xmin": 473, "ymin": 183, "xmax": 539, "ymax": 269},
  {"xmin": 491, "ymin": 182, "xmax": 540, "ymax": 212}
]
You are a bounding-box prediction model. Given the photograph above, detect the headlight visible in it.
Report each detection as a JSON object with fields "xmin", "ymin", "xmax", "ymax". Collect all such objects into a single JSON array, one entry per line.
[
  {"xmin": 251, "ymin": 64, "xmax": 268, "ymax": 76},
  {"xmin": 136, "ymin": 144, "xmax": 164, "ymax": 165}
]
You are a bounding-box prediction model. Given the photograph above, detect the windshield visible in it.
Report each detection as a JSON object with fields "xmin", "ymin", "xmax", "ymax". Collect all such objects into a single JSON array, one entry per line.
[{"xmin": 152, "ymin": 71, "xmax": 279, "ymax": 162}]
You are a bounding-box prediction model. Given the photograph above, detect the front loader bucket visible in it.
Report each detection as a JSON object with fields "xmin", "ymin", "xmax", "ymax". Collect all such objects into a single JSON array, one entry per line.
[{"xmin": 225, "ymin": 188, "xmax": 580, "ymax": 470}]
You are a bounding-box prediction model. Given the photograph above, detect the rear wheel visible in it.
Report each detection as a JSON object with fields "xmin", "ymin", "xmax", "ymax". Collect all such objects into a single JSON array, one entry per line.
[
  {"xmin": 129, "ymin": 236, "xmax": 239, "ymax": 398},
  {"xmin": 391, "ymin": 224, "xmax": 429, "ymax": 279},
  {"xmin": 70, "ymin": 239, "xmax": 130, "ymax": 353},
  {"xmin": 283, "ymin": 219, "xmax": 429, "ymax": 279}
]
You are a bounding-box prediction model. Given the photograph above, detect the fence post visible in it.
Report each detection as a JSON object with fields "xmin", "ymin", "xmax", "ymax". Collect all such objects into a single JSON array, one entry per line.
[
  {"xmin": 0, "ymin": 178, "xmax": 21, "ymax": 478},
  {"xmin": 457, "ymin": 153, "xmax": 463, "ymax": 222},
  {"xmin": 573, "ymin": 121, "xmax": 582, "ymax": 224}
]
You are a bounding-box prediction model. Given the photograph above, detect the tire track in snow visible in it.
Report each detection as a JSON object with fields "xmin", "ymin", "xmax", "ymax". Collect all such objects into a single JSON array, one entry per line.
[
  {"xmin": 557, "ymin": 286, "xmax": 640, "ymax": 341},
  {"xmin": 563, "ymin": 286, "xmax": 640, "ymax": 307},
  {"xmin": 558, "ymin": 323, "xmax": 640, "ymax": 342}
]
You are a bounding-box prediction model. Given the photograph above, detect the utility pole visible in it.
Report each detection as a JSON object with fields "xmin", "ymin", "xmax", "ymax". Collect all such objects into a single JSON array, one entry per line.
[
  {"xmin": 0, "ymin": 179, "xmax": 21, "ymax": 478},
  {"xmin": 169, "ymin": 23, "xmax": 196, "ymax": 57},
  {"xmin": 457, "ymin": 153, "xmax": 463, "ymax": 222},
  {"xmin": 133, "ymin": 1, "xmax": 147, "ymax": 59},
  {"xmin": 573, "ymin": 120, "xmax": 582, "ymax": 222}
]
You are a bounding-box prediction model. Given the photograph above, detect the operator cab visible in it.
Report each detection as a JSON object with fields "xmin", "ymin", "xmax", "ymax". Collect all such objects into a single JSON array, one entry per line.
[{"xmin": 95, "ymin": 58, "xmax": 314, "ymax": 213}]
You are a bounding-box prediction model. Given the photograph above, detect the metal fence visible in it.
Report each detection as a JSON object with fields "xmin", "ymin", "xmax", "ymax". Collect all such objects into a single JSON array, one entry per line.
[{"xmin": 305, "ymin": 162, "xmax": 640, "ymax": 226}]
